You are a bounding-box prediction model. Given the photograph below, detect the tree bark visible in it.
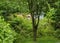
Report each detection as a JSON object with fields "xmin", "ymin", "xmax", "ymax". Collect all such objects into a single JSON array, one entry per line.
[{"xmin": 33, "ymin": 27, "xmax": 37, "ymax": 41}]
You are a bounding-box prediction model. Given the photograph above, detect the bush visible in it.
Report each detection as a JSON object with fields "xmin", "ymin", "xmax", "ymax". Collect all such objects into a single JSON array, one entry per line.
[
  {"xmin": 0, "ymin": 16, "xmax": 16, "ymax": 43},
  {"xmin": 38, "ymin": 18, "xmax": 55, "ymax": 37},
  {"xmin": 54, "ymin": 29, "xmax": 60, "ymax": 39},
  {"xmin": 10, "ymin": 16, "xmax": 32, "ymax": 37}
]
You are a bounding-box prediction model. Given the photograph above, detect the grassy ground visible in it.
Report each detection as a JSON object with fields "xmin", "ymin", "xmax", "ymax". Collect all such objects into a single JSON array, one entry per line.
[
  {"xmin": 24, "ymin": 37, "xmax": 60, "ymax": 43},
  {"xmin": 15, "ymin": 36, "xmax": 60, "ymax": 43},
  {"xmin": 25, "ymin": 39, "xmax": 60, "ymax": 43}
]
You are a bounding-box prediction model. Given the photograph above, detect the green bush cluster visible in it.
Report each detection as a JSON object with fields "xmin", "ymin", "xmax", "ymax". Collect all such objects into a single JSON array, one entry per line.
[
  {"xmin": 9, "ymin": 16, "xmax": 33, "ymax": 43},
  {"xmin": 9, "ymin": 16, "xmax": 32, "ymax": 37},
  {"xmin": 54, "ymin": 29, "xmax": 60, "ymax": 39},
  {"xmin": 0, "ymin": 0, "xmax": 28, "ymax": 14},
  {"xmin": 0, "ymin": 16, "xmax": 16, "ymax": 43},
  {"xmin": 0, "ymin": 0, "xmax": 29, "ymax": 21}
]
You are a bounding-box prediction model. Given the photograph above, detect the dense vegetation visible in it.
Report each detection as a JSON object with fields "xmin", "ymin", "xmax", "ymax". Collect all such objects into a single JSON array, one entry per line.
[{"xmin": 0, "ymin": 0, "xmax": 60, "ymax": 43}]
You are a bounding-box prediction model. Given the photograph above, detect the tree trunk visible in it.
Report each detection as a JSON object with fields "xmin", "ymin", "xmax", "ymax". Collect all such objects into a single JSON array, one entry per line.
[{"xmin": 33, "ymin": 27, "xmax": 37, "ymax": 42}]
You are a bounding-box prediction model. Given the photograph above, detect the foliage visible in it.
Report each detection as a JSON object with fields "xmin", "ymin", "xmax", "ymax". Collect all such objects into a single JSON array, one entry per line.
[
  {"xmin": 0, "ymin": 0, "xmax": 29, "ymax": 20},
  {"xmin": 38, "ymin": 17, "xmax": 55, "ymax": 37},
  {"xmin": 0, "ymin": 16, "xmax": 16, "ymax": 43},
  {"xmin": 47, "ymin": 0, "xmax": 60, "ymax": 30},
  {"xmin": 0, "ymin": 0, "xmax": 60, "ymax": 43},
  {"xmin": 54, "ymin": 29, "xmax": 60, "ymax": 39}
]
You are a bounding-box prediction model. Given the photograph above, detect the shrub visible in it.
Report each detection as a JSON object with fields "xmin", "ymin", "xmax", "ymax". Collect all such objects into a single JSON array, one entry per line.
[
  {"xmin": 0, "ymin": 16, "xmax": 16, "ymax": 43},
  {"xmin": 10, "ymin": 16, "xmax": 33, "ymax": 43},
  {"xmin": 10, "ymin": 16, "xmax": 32, "ymax": 37},
  {"xmin": 54, "ymin": 29, "xmax": 60, "ymax": 39}
]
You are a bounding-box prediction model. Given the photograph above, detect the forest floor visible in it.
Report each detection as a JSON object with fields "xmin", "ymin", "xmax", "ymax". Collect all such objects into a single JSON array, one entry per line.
[
  {"xmin": 15, "ymin": 37, "xmax": 60, "ymax": 43},
  {"xmin": 25, "ymin": 39, "xmax": 60, "ymax": 43},
  {"xmin": 25, "ymin": 40, "xmax": 60, "ymax": 43},
  {"xmin": 15, "ymin": 36, "xmax": 60, "ymax": 43},
  {"xmin": 23, "ymin": 37, "xmax": 60, "ymax": 43}
]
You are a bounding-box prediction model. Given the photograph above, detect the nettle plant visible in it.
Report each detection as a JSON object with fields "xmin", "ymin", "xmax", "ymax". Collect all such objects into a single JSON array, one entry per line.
[{"xmin": 0, "ymin": 16, "xmax": 16, "ymax": 43}]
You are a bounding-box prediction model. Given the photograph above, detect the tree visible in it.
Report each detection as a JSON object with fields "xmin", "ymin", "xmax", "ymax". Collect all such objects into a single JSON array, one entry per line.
[
  {"xmin": 0, "ymin": 0, "xmax": 29, "ymax": 21},
  {"xmin": 27, "ymin": 0, "xmax": 46, "ymax": 41},
  {"xmin": 46, "ymin": 0, "xmax": 60, "ymax": 30}
]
